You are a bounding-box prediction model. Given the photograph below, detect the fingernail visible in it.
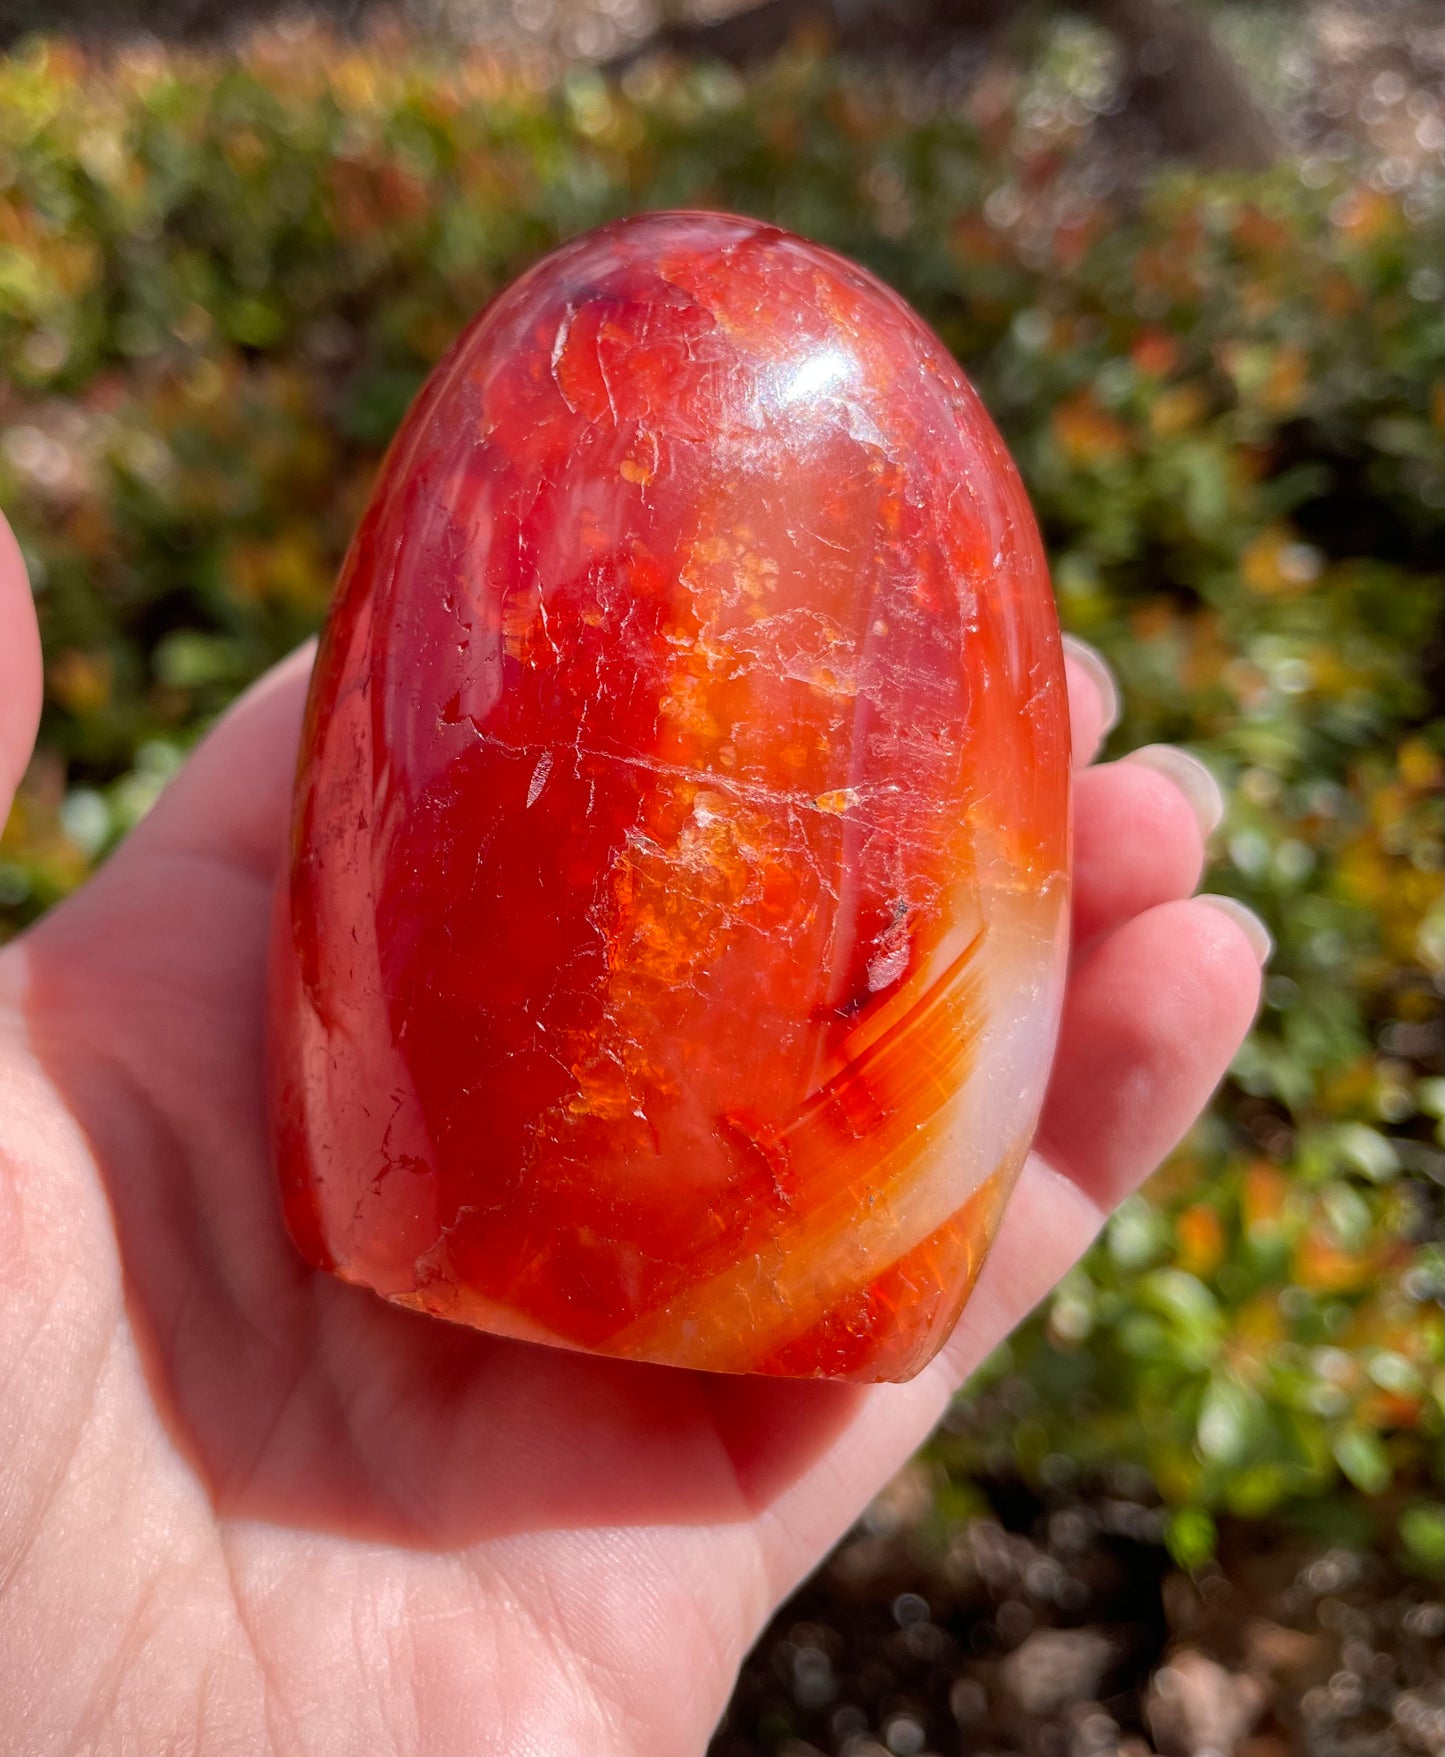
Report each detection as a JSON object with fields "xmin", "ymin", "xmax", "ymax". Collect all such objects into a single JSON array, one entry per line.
[
  {"xmin": 1061, "ymin": 633, "xmax": 1120, "ymax": 733},
  {"xmin": 1122, "ymin": 744, "xmax": 1226, "ymax": 837},
  {"xmin": 1197, "ymin": 894, "xmax": 1273, "ymax": 965}
]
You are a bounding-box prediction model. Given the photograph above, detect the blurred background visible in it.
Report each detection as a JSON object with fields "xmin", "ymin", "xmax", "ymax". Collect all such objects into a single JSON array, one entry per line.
[{"xmin": 0, "ymin": 2, "xmax": 1440, "ymax": 1753}]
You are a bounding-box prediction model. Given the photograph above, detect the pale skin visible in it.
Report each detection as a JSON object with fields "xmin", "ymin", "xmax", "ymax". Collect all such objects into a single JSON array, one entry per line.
[{"xmin": 0, "ymin": 508, "xmax": 1266, "ymax": 1756}]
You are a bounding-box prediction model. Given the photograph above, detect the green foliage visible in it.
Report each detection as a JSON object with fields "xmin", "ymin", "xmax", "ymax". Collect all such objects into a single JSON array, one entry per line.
[{"xmin": 1, "ymin": 30, "xmax": 1440, "ymax": 1546}]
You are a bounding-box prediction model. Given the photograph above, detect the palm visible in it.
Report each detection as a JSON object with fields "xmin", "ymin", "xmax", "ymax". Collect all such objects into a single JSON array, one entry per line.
[{"xmin": 0, "ymin": 524, "xmax": 1261, "ymax": 1756}]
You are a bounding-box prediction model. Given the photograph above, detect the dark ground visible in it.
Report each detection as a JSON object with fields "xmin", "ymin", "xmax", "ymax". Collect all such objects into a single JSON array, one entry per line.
[{"xmin": 712, "ymin": 1465, "xmax": 1444, "ymax": 1757}]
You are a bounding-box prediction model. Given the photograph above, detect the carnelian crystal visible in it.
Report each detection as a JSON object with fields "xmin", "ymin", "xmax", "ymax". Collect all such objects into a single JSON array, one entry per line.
[{"xmin": 267, "ymin": 211, "xmax": 1070, "ymax": 1382}]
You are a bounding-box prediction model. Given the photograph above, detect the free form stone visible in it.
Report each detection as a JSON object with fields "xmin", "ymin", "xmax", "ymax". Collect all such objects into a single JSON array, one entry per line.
[{"xmin": 267, "ymin": 211, "xmax": 1071, "ymax": 1381}]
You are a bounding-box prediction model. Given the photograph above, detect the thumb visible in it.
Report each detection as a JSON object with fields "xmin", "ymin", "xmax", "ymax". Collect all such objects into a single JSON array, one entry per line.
[{"xmin": 0, "ymin": 511, "xmax": 43, "ymax": 829}]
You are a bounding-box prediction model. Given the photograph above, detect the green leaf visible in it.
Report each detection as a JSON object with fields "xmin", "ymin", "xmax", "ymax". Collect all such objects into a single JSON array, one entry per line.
[
  {"xmin": 1141, "ymin": 1270, "xmax": 1224, "ymax": 1350},
  {"xmin": 1399, "ymin": 1502, "xmax": 1445, "ymax": 1573},
  {"xmin": 1165, "ymin": 1506, "xmax": 1217, "ymax": 1570},
  {"xmin": 1334, "ymin": 1123, "xmax": 1399, "ymax": 1183},
  {"xmin": 1197, "ymin": 1374, "xmax": 1259, "ymax": 1467},
  {"xmin": 1107, "ymin": 1196, "xmax": 1169, "ymax": 1271},
  {"xmin": 1331, "ymin": 1425, "xmax": 1391, "ymax": 1496}
]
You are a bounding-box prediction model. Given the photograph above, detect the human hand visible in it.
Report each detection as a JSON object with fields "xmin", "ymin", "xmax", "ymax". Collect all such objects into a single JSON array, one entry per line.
[{"xmin": 0, "ymin": 513, "xmax": 1265, "ymax": 1755}]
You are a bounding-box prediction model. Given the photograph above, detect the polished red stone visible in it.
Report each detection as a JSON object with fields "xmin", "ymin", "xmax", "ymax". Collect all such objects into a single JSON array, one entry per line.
[{"xmin": 267, "ymin": 211, "xmax": 1070, "ymax": 1382}]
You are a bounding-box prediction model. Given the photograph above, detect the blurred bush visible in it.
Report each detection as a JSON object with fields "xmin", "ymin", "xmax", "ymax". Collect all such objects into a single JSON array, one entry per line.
[{"xmin": 0, "ymin": 28, "xmax": 1440, "ymax": 1566}]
